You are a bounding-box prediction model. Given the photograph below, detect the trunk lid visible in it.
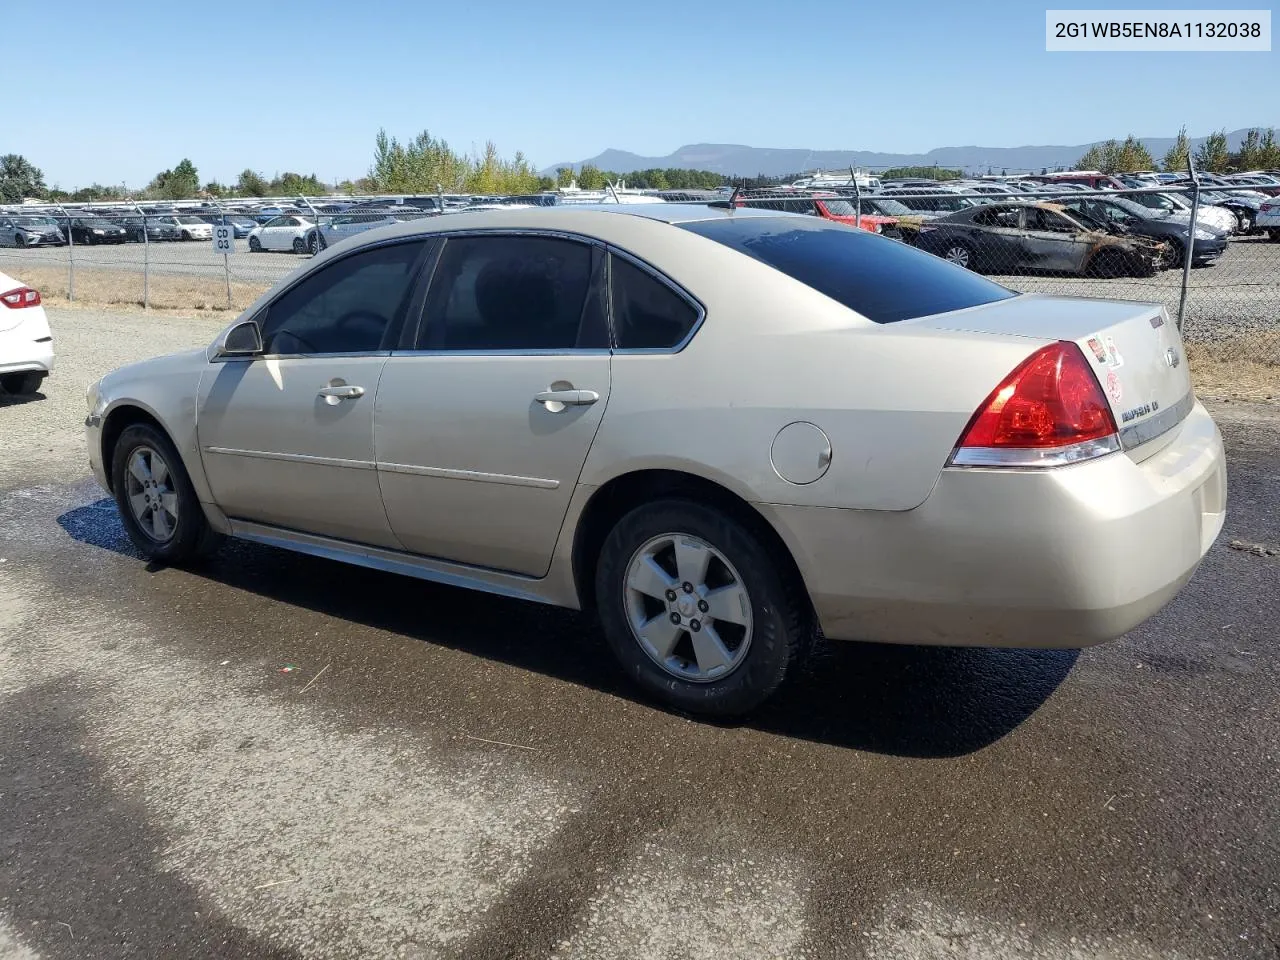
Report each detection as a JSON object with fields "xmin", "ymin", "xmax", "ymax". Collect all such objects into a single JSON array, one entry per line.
[{"xmin": 914, "ymin": 293, "xmax": 1193, "ymax": 458}]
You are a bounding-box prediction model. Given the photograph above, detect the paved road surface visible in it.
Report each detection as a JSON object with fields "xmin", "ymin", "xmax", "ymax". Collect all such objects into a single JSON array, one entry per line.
[{"xmin": 1, "ymin": 307, "xmax": 1277, "ymax": 959}]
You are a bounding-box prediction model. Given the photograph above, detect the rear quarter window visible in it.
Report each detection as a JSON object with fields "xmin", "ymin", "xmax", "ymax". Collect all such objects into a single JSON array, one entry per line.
[{"xmin": 678, "ymin": 217, "xmax": 1015, "ymax": 324}]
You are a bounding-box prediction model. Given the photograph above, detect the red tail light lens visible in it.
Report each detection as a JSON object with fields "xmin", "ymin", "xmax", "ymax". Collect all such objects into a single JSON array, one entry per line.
[
  {"xmin": 951, "ymin": 342, "xmax": 1119, "ymax": 467},
  {"xmin": 0, "ymin": 287, "xmax": 41, "ymax": 309}
]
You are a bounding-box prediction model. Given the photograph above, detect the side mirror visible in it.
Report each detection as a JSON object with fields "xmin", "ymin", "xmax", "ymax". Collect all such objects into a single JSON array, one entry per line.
[{"xmin": 214, "ymin": 319, "xmax": 263, "ymax": 359}]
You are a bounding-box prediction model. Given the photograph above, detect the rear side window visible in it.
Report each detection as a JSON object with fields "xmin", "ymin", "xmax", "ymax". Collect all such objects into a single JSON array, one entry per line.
[
  {"xmin": 609, "ymin": 254, "xmax": 700, "ymax": 349},
  {"xmin": 420, "ymin": 235, "xmax": 593, "ymax": 351},
  {"xmin": 678, "ymin": 217, "xmax": 1015, "ymax": 324}
]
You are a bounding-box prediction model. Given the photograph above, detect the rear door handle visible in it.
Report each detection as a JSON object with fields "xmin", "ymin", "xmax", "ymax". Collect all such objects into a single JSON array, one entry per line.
[
  {"xmin": 534, "ymin": 389, "xmax": 599, "ymax": 408},
  {"xmin": 318, "ymin": 384, "xmax": 365, "ymax": 404}
]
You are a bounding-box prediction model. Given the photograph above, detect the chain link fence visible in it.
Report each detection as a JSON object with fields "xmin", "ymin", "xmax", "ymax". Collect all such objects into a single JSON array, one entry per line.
[{"xmin": 1, "ymin": 181, "xmax": 1277, "ymax": 398}]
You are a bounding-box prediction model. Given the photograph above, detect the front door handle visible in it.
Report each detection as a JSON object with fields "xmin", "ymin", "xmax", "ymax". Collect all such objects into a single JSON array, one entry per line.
[
  {"xmin": 534, "ymin": 389, "xmax": 600, "ymax": 409},
  {"xmin": 318, "ymin": 384, "xmax": 365, "ymax": 405}
]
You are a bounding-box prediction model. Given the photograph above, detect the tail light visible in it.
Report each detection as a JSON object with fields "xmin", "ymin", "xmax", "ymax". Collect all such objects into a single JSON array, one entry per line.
[
  {"xmin": 949, "ymin": 341, "xmax": 1120, "ymax": 467},
  {"xmin": 1262, "ymin": 202, "xmax": 1275, "ymax": 213},
  {"xmin": 0, "ymin": 287, "xmax": 41, "ymax": 309}
]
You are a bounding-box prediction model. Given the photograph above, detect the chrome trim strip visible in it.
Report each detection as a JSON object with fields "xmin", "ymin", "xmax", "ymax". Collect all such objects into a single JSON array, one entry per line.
[
  {"xmin": 203, "ymin": 446, "xmax": 376, "ymax": 471},
  {"xmin": 1118, "ymin": 391, "xmax": 1195, "ymax": 451},
  {"xmin": 388, "ymin": 348, "xmax": 611, "ymax": 358},
  {"xmin": 377, "ymin": 461, "xmax": 559, "ymax": 489},
  {"xmin": 948, "ymin": 435, "xmax": 1121, "ymax": 468},
  {"xmin": 225, "ymin": 519, "xmax": 554, "ymax": 607}
]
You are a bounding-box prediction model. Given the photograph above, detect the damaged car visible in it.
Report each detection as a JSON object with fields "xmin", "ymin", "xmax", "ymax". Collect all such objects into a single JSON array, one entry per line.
[{"xmin": 915, "ymin": 202, "xmax": 1165, "ymax": 277}]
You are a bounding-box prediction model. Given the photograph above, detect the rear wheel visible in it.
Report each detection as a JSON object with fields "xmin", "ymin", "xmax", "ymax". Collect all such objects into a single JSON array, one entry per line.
[
  {"xmin": 595, "ymin": 499, "xmax": 811, "ymax": 717},
  {"xmin": 308, "ymin": 232, "xmax": 324, "ymax": 255},
  {"xmin": 1237, "ymin": 214, "xmax": 1253, "ymax": 234},
  {"xmin": 943, "ymin": 242, "xmax": 974, "ymax": 270},
  {"xmin": 292, "ymin": 236, "xmax": 306, "ymax": 254},
  {"xmin": 110, "ymin": 423, "xmax": 218, "ymax": 564},
  {"xmin": 1269, "ymin": 229, "xmax": 1280, "ymax": 242},
  {"xmin": 0, "ymin": 372, "xmax": 44, "ymax": 395},
  {"xmin": 248, "ymin": 236, "xmax": 262, "ymax": 252},
  {"xmin": 14, "ymin": 234, "xmax": 25, "ymax": 248}
]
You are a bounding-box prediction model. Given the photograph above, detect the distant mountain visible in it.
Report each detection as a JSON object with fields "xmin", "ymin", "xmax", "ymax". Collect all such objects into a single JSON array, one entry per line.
[{"xmin": 544, "ymin": 129, "xmax": 1271, "ymax": 178}]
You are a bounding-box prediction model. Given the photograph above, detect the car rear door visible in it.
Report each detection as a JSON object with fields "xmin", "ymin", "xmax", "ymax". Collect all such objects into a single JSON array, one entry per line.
[
  {"xmin": 197, "ymin": 238, "xmax": 430, "ymax": 546},
  {"xmin": 374, "ymin": 232, "xmax": 611, "ymax": 576}
]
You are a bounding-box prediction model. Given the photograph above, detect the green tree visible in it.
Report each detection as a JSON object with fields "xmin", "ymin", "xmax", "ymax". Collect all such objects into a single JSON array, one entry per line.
[
  {"xmin": 236, "ymin": 169, "xmax": 269, "ymax": 196},
  {"xmin": 576, "ymin": 163, "xmax": 605, "ymax": 190},
  {"xmin": 0, "ymin": 154, "xmax": 47, "ymax": 203},
  {"xmin": 1193, "ymin": 129, "xmax": 1230, "ymax": 173},
  {"xmin": 147, "ymin": 158, "xmax": 200, "ymax": 199},
  {"xmin": 555, "ymin": 166, "xmax": 575, "ymax": 188},
  {"xmin": 1259, "ymin": 129, "xmax": 1280, "ymax": 169},
  {"xmin": 1161, "ymin": 126, "xmax": 1190, "ymax": 172},
  {"xmin": 879, "ymin": 166, "xmax": 964, "ymax": 180},
  {"xmin": 1232, "ymin": 128, "xmax": 1277, "ymax": 170},
  {"xmin": 272, "ymin": 172, "xmax": 327, "ymax": 195}
]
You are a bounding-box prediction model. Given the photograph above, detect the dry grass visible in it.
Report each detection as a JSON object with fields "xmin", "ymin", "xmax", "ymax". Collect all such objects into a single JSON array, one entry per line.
[
  {"xmin": 19, "ymin": 265, "xmax": 271, "ymax": 315},
  {"xmin": 17, "ymin": 265, "xmax": 1279, "ymax": 403},
  {"xmin": 1186, "ymin": 331, "xmax": 1280, "ymax": 403}
]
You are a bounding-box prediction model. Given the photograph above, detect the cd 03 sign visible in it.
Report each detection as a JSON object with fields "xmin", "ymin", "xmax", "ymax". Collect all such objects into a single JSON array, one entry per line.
[{"xmin": 212, "ymin": 224, "xmax": 234, "ymax": 254}]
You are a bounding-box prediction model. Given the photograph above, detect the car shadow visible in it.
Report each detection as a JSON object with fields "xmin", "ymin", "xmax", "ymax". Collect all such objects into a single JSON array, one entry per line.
[
  {"xmin": 0, "ymin": 390, "xmax": 46, "ymax": 407},
  {"xmin": 57, "ymin": 499, "xmax": 1077, "ymax": 758}
]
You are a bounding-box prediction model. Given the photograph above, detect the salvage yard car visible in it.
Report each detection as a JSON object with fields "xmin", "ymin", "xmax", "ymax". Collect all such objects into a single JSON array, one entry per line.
[
  {"xmin": 84, "ymin": 205, "xmax": 1227, "ymax": 716},
  {"xmin": 915, "ymin": 201, "xmax": 1164, "ymax": 277},
  {"xmin": 0, "ymin": 215, "xmax": 67, "ymax": 247},
  {"xmin": 0, "ymin": 271, "xmax": 53, "ymax": 395},
  {"xmin": 247, "ymin": 215, "xmax": 317, "ymax": 253},
  {"xmin": 1056, "ymin": 195, "xmax": 1228, "ymax": 267}
]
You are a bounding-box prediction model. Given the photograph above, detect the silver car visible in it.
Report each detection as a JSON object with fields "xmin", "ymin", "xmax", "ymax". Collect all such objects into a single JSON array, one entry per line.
[
  {"xmin": 85, "ymin": 205, "xmax": 1227, "ymax": 716},
  {"xmin": 0, "ymin": 215, "xmax": 67, "ymax": 247}
]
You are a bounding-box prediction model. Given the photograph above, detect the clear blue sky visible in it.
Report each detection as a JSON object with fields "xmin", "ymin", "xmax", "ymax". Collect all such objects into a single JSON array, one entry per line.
[{"xmin": 22, "ymin": 0, "xmax": 1277, "ymax": 188}]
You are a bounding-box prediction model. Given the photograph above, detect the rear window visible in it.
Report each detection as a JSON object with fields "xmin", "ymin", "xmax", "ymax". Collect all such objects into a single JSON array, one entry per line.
[{"xmin": 678, "ymin": 217, "xmax": 1015, "ymax": 324}]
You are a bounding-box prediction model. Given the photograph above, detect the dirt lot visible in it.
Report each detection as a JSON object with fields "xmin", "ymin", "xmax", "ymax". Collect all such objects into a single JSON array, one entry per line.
[{"xmin": 1, "ymin": 307, "xmax": 1278, "ymax": 960}]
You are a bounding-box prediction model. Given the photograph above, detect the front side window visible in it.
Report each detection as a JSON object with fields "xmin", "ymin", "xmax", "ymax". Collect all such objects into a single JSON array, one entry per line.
[
  {"xmin": 609, "ymin": 254, "xmax": 700, "ymax": 350},
  {"xmin": 258, "ymin": 240, "xmax": 426, "ymax": 355},
  {"xmin": 419, "ymin": 234, "xmax": 593, "ymax": 351},
  {"xmin": 973, "ymin": 207, "xmax": 1021, "ymax": 228}
]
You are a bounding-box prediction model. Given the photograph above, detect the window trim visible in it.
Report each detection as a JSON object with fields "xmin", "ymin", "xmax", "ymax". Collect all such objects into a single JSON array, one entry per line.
[
  {"xmin": 395, "ymin": 228, "xmax": 612, "ymax": 357},
  {"xmin": 212, "ymin": 236, "xmax": 434, "ymax": 363},
  {"xmin": 606, "ymin": 246, "xmax": 707, "ymax": 355}
]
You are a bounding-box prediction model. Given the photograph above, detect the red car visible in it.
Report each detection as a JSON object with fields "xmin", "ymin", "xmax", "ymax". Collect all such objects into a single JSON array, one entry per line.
[{"xmin": 729, "ymin": 191, "xmax": 900, "ymax": 236}]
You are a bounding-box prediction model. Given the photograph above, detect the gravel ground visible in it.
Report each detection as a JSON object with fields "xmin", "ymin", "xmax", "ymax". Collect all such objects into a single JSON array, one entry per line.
[{"xmin": 0, "ymin": 308, "xmax": 1278, "ymax": 960}]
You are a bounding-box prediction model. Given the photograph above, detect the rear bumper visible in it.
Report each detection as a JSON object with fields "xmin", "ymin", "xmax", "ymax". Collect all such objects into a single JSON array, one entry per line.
[
  {"xmin": 0, "ymin": 337, "xmax": 54, "ymax": 377},
  {"xmin": 759, "ymin": 401, "xmax": 1226, "ymax": 649}
]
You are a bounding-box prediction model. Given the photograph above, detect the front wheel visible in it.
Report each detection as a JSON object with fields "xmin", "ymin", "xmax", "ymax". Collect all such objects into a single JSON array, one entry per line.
[
  {"xmin": 1270, "ymin": 229, "xmax": 1280, "ymax": 242},
  {"xmin": 110, "ymin": 423, "xmax": 218, "ymax": 564},
  {"xmin": 308, "ymin": 232, "xmax": 324, "ymax": 255},
  {"xmin": 595, "ymin": 499, "xmax": 812, "ymax": 717},
  {"xmin": 248, "ymin": 236, "xmax": 262, "ymax": 252},
  {"xmin": 1161, "ymin": 238, "xmax": 1185, "ymax": 269}
]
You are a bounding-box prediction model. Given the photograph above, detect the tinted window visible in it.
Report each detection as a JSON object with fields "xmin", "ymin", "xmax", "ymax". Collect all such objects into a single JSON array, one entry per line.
[
  {"xmin": 972, "ymin": 207, "xmax": 1021, "ymax": 228},
  {"xmin": 821, "ymin": 199, "xmax": 857, "ymax": 216},
  {"xmin": 259, "ymin": 240, "xmax": 426, "ymax": 355},
  {"xmin": 678, "ymin": 217, "xmax": 1015, "ymax": 325},
  {"xmin": 420, "ymin": 235, "xmax": 592, "ymax": 351},
  {"xmin": 610, "ymin": 254, "xmax": 699, "ymax": 349}
]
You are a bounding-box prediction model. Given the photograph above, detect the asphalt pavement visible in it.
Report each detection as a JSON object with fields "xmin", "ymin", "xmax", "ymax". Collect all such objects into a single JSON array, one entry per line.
[{"xmin": 1, "ymin": 307, "xmax": 1277, "ymax": 959}]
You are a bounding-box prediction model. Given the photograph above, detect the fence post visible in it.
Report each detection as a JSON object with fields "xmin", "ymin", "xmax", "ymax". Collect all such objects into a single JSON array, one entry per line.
[
  {"xmin": 850, "ymin": 166, "xmax": 861, "ymax": 229},
  {"xmin": 215, "ymin": 199, "xmax": 232, "ymax": 309},
  {"xmin": 134, "ymin": 202, "xmax": 150, "ymax": 311},
  {"xmin": 1176, "ymin": 156, "xmax": 1200, "ymax": 332},
  {"xmin": 58, "ymin": 203, "xmax": 75, "ymax": 301}
]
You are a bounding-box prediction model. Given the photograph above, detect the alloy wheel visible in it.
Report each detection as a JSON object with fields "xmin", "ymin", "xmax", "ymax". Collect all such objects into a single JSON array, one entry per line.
[
  {"xmin": 124, "ymin": 445, "xmax": 179, "ymax": 543},
  {"xmin": 944, "ymin": 245, "xmax": 970, "ymax": 268},
  {"xmin": 623, "ymin": 533, "xmax": 753, "ymax": 682}
]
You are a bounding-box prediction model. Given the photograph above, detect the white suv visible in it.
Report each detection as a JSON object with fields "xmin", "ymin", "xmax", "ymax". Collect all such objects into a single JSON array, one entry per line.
[{"xmin": 0, "ymin": 271, "xmax": 54, "ymax": 395}]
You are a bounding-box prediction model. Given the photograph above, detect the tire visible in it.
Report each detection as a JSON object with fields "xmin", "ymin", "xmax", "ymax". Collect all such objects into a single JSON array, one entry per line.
[
  {"xmin": 308, "ymin": 232, "xmax": 324, "ymax": 255},
  {"xmin": 181, "ymin": 230, "xmax": 192, "ymax": 241},
  {"xmin": 14, "ymin": 234, "xmax": 25, "ymax": 248},
  {"xmin": 248, "ymin": 236, "xmax": 262, "ymax": 252},
  {"xmin": 110, "ymin": 423, "xmax": 218, "ymax": 564},
  {"xmin": 594, "ymin": 499, "xmax": 811, "ymax": 717},
  {"xmin": 1161, "ymin": 238, "xmax": 1185, "ymax": 269},
  {"xmin": 1238, "ymin": 214, "xmax": 1253, "ymax": 234},
  {"xmin": 942, "ymin": 241, "xmax": 974, "ymax": 270},
  {"xmin": 0, "ymin": 372, "xmax": 44, "ymax": 395},
  {"xmin": 292, "ymin": 237, "xmax": 306, "ymax": 254},
  {"xmin": 1269, "ymin": 229, "xmax": 1280, "ymax": 242}
]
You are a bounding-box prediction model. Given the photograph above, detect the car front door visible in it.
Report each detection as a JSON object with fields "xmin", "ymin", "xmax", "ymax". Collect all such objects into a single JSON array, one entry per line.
[
  {"xmin": 374, "ymin": 232, "xmax": 611, "ymax": 576},
  {"xmin": 197, "ymin": 238, "xmax": 430, "ymax": 546},
  {"xmin": 1022, "ymin": 207, "xmax": 1090, "ymax": 271}
]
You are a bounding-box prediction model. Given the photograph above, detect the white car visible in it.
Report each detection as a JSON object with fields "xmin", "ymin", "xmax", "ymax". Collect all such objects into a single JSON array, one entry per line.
[
  {"xmin": 248, "ymin": 215, "xmax": 316, "ymax": 254},
  {"xmin": 169, "ymin": 215, "xmax": 214, "ymax": 241},
  {"xmin": 0, "ymin": 271, "xmax": 53, "ymax": 395},
  {"xmin": 1257, "ymin": 197, "xmax": 1280, "ymax": 239}
]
